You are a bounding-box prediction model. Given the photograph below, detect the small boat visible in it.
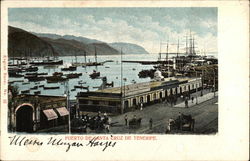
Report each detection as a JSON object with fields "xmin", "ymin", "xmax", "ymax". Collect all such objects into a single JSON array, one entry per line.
[
  {"xmin": 78, "ymin": 80, "xmax": 86, "ymax": 85},
  {"xmin": 105, "ymin": 81, "xmax": 114, "ymax": 87},
  {"xmin": 89, "ymin": 70, "xmax": 100, "ymax": 79},
  {"xmin": 103, "ymin": 60, "xmax": 114, "ymax": 63},
  {"xmin": 43, "ymin": 86, "xmax": 60, "ymax": 90},
  {"xmin": 53, "ymin": 72, "xmax": 63, "ymax": 77},
  {"xmin": 9, "ymin": 80, "xmax": 24, "ymax": 84},
  {"xmin": 30, "ymin": 59, "xmax": 63, "ymax": 66},
  {"xmin": 26, "ymin": 76, "xmax": 45, "ymax": 82},
  {"xmin": 71, "ymin": 89, "xmax": 76, "ymax": 91},
  {"xmin": 38, "ymin": 85, "xmax": 45, "ymax": 88},
  {"xmin": 65, "ymin": 73, "xmax": 82, "ymax": 79},
  {"xmin": 61, "ymin": 66, "xmax": 77, "ymax": 71},
  {"xmin": 34, "ymin": 91, "xmax": 41, "ymax": 95},
  {"xmin": 85, "ymin": 62, "xmax": 103, "ymax": 67},
  {"xmin": 74, "ymin": 85, "xmax": 89, "ymax": 90},
  {"xmin": 132, "ymin": 68, "xmax": 136, "ymax": 71},
  {"xmin": 9, "ymin": 72, "xmax": 24, "ymax": 78},
  {"xmin": 21, "ymin": 90, "xmax": 30, "ymax": 94},
  {"xmin": 105, "ymin": 66, "xmax": 110, "ymax": 68},
  {"xmin": 25, "ymin": 72, "xmax": 48, "ymax": 76},
  {"xmin": 46, "ymin": 75, "xmax": 67, "ymax": 83},
  {"xmin": 25, "ymin": 66, "xmax": 38, "ymax": 72},
  {"xmin": 30, "ymin": 86, "xmax": 38, "ymax": 90}
]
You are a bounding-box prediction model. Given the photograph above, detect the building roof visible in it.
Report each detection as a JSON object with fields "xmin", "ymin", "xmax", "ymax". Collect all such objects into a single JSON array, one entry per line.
[{"xmin": 94, "ymin": 77, "xmax": 196, "ymax": 94}]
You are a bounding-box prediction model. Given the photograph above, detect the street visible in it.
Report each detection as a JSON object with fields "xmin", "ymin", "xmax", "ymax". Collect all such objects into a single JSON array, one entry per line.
[{"xmin": 110, "ymin": 92, "xmax": 218, "ymax": 134}]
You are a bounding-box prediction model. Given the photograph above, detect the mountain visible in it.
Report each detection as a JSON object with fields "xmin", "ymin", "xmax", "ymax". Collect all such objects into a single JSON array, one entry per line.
[
  {"xmin": 9, "ymin": 26, "xmax": 150, "ymax": 57},
  {"xmin": 109, "ymin": 42, "xmax": 149, "ymax": 55},
  {"xmin": 42, "ymin": 37, "xmax": 119, "ymax": 56},
  {"xmin": 33, "ymin": 33, "xmax": 103, "ymax": 44},
  {"xmin": 8, "ymin": 26, "xmax": 57, "ymax": 57},
  {"xmin": 34, "ymin": 33, "xmax": 150, "ymax": 54}
]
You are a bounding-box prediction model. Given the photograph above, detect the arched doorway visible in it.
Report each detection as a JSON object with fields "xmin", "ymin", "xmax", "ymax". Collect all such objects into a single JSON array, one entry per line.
[
  {"xmin": 140, "ymin": 97, "xmax": 143, "ymax": 103},
  {"xmin": 147, "ymin": 95, "xmax": 151, "ymax": 104},
  {"xmin": 16, "ymin": 105, "xmax": 33, "ymax": 132},
  {"xmin": 124, "ymin": 100, "xmax": 129, "ymax": 112},
  {"xmin": 132, "ymin": 98, "xmax": 137, "ymax": 107},
  {"xmin": 160, "ymin": 92, "xmax": 163, "ymax": 98}
]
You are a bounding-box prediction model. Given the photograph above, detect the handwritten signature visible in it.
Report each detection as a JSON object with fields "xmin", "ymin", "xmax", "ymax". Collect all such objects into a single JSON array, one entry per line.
[{"xmin": 9, "ymin": 135, "xmax": 117, "ymax": 152}]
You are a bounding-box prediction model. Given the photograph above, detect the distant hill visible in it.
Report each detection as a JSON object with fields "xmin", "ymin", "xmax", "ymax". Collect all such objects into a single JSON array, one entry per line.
[
  {"xmin": 109, "ymin": 42, "xmax": 149, "ymax": 54},
  {"xmin": 9, "ymin": 26, "xmax": 150, "ymax": 57},
  {"xmin": 8, "ymin": 26, "xmax": 56, "ymax": 57},
  {"xmin": 34, "ymin": 33, "xmax": 150, "ymax": 55},
  {"xmin": 42, "ymin": 37, "xmax": 119, "ymax": 56},
  {"xmin": 33, "ymin": 32, "xmax": 103, "ymax": 44}
]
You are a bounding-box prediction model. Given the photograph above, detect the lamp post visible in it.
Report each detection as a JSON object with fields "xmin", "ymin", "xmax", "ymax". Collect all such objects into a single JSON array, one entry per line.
[{"xmin": 64, "ymin": 80, "xmax": 71, "ymax": 134}]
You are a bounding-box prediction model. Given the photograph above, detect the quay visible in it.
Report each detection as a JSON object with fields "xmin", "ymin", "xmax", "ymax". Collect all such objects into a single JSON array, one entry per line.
[{"xmin": 122, "ymin": 60, "xmax": 172, "ymax": 65}]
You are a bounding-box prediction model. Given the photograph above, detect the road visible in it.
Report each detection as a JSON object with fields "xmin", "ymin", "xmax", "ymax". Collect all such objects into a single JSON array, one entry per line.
[
  {"xmin": 37, "ymin": 91, "xmax": 218, "ymax": 134},
  {"xmin": 109, "ymin": 94, "xmax": 218, "ymax": 134}
]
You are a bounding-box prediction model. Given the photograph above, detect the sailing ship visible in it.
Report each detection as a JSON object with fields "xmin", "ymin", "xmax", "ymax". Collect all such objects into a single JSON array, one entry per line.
[{"xmin": 30, "ymin": 57, "xmax": 63, "ymax": 66}]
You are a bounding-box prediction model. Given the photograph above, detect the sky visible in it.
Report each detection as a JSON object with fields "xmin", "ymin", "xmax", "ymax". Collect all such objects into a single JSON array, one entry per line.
[{"xmin": 8, "ymin": 8, "xmax": 217, "ymax": 54}]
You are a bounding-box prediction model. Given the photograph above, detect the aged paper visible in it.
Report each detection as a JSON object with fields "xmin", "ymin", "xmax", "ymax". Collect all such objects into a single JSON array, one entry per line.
[{"xmin": 1, "ymin": 0, "xmax": 249, "ymax": 160}]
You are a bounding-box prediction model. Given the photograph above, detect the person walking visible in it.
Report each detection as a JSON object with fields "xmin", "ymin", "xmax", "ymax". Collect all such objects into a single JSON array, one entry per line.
[
  {"xmin": 149, "ymin": 118, "xmax": 153, "ymax": 129},
  {"xmin": 140, "ymin": 103, "xmax": 143, "ymax": 111},
  {"xmin": 178, "ymin": 112, "xmax": 183, "ymax": 130},
  {"xmin": 124, "ymin": 115, "xmax": 128, "ymax": 126},
  {"xmin": 185, "ymin": 99, "xmax": 188, "ymax": 108}
]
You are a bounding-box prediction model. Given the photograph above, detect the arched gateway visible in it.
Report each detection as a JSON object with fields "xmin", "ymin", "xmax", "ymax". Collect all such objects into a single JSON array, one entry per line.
[{"xmin": 15, "ymin": 103, "xmax": 34, "ymax": 132}]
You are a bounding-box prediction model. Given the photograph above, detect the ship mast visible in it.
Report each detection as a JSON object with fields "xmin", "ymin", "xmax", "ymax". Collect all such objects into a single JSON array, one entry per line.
[
  {"xmin": 94, "ymin": 46, "xmax": 97, "ymax": 63},
  {"xmin": 84, "ymin": 50, "xmax": 87, "ymax": 63},
  {"xmin": 189, "ymin": 30, "xmax": 193, "ymax": 55},
  {"xmin": 120, "ymin": 48, "xmax": 124, "ymax": 114},
  {"xmin": 185, "ymin": 33, "xmax": 188, "ymax": 55},
  {"xmin": 159, "ymin": 40, "xmax": 162, "ymax": 61},
  {"xmin": 166, "ymin": 39, "xmax": 169, "ymax": 77},
  {"xmin": 177, "ymin": 38, "xmax": 179, "ymax": 58},
  {"xmin": 192, "ymin": 35, "xmax": 196, "ymax": 55}
]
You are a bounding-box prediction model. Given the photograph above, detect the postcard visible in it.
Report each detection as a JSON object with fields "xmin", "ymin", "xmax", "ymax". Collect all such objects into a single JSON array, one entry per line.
[{"xmin": 1, "ymin": 0, "xmax": 249, "ymax": 160}]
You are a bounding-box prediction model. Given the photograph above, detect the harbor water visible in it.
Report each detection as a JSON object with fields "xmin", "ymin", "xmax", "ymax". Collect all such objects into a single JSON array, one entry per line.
[{"xmin": 9, "ymin": 53, "xmax": 217, "ymax": 99}]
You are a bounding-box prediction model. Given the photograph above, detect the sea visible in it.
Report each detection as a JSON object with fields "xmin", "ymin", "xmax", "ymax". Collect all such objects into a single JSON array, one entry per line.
[{"xmin": 9, "ymin": 53, "xmax": 217, "ymax": 100}]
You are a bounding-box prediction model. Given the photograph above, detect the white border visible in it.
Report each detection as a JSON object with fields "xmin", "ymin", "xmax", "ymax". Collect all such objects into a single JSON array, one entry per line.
[{"xmin": 1, "ymin": 1, "xmax": 249, "ymax": 160}]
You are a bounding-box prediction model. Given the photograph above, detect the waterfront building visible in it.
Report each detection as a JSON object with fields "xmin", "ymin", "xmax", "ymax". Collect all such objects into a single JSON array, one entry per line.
[
  {"xmin": 76, "ymin": 76, "xmax": 202, "ymax": 115},
  {"xmin": 8, "ymin": 94, "xmax": 68, "ymax": 132}
]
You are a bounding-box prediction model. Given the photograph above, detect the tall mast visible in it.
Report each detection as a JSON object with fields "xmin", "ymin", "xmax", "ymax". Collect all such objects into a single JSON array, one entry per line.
[
  {"xmin": 192, "ymin": 35, "xmax": 195, "ymax": 55},
  {"xmin": 166, "ymin": 39, "xmax": 169, "ymax": 77},
  {"xmin": 94, "ymin": 46, "xmax": 97, "ymax": 63},
  {"xmin": 185, "ymin": 33, "xmax": 188, "ymax": 54},
  {"xmin": 166, "ymin": 38, "xmax": 169, "ymax": 62},
  {"xmin": 120, "ymin": 48, "xmax": 124, "ymax": 113},
  {"xmin": 84, "ymin": 50, "xmax": 87, "ymax": 63},
  {"xmin": 159, "ymin": 40, "xmax": 162, "ymax": 61},
  {"xmin": 75, "ymin": 53, "xmax": 77, "ymax": 63},
  {"xmin": 189, "ymin": 30, "xmax": 192, "ymax": 55},
  {"xmin": 177, "ymin": 38, "xmax": 179, "ymax": 58}
]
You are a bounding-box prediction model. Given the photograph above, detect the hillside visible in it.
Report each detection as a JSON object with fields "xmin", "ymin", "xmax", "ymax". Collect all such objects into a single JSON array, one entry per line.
[
  {"xmin": 9, "ymin": 26, "xmax": 150, "ymax": 57},
  {"xmin": 34, "ymin": 32, "xmax": 150, "ymax": 55},
  {"xmin": 33, "ymin": 33, "xmax": 102, "ymax": 44},
  {"xmin": 42, "ymin": 37, "xmax": 119, "ymax": 56},
  {"xmin": 8, "ymin": 26, "xmax": 56, "ymax": 57},
  {"xmin": 109, "ymin": 42, "xmax": 149, "ymax": 54}
]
